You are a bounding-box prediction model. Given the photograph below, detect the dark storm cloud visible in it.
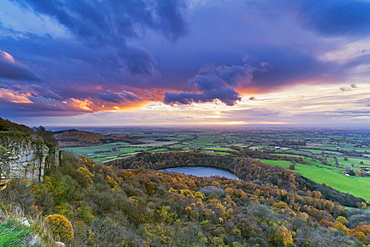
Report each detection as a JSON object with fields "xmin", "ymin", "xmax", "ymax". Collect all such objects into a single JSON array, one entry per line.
[
  {"xmin": 218, "ymin": 65, "xmax": 253, "ymax": 87},
  {"xmin": 0, "ymin": 51, "xmax": 40, "ymax": 81},
  {"xmin": 164, "ymin": 86, "xmax": 241, "ymax": 106},
  {"xmin": 163, "ymin": 64, "xmax": 251, "ymax": 106},
  {"xmin": 0, "ymin": 33, "xmax": 126, "ymax": 88},
  {"xmin": 155, "ymin": 0, "xmax": 188, "ymax": 41},
  {"xmin": 14, "ymin": 0, "xmax": 187, "ymax": 43},
  {"xmin": 164, "ymin": 73, "xmax": 242, "ymax": 106},
  {"xmin": 97, "ymin": 90, "xmax": 142, "ymax": 104},
  {"xmin": 13, "ymin": 0, "xmax": 188, "ymax": 75},
  {"xmin": 247, "ymin": 47, "xmax": 342, "ymax": 90},
  {"xmin": 297, "ymin": 0, "xmax": 370, "ymax": 37},
  {"xmin": 118, "ymin": 48, "xmax": 157, "ymax": 76},
  {"xmin": 0, "ymin": 32, "xmax": 158, "ymax": 102}
]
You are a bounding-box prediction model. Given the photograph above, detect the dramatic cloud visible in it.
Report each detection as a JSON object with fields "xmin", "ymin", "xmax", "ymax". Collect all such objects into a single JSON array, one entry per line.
[
  {"xmin": 12, "ymin": 0, "xmax": 188, "ymax": 75},
  {"xmin": 118, "ymin": 48, "xmax": 157, "ymax": 76},
  {"xmin": 0, "ymin": 88, "xmax": 32, "ymax": 103},
  {"xmin": 1, "ymin": 0, "xmax": 370, "ymax": 126},
  {"xmin": 15, "ymin": 0, "xmax": 188, "ymax": 43},
  {"xmin": 0, "ymin": 51, "xmax": 40, "ymax": 81},
  {"xmin": 297, "ymin": 0, "xmax": 370, "ymax": 37},
  {"xmin": 164, "ymin": 87, "xmax": 241, "ymax": 106},
  {"xmin": 97, "ymin": 90, "xmax": 142, "ymax": 104},
  {"xmin": 246, "ymin": 48, "xmax": 343, "ymax": 91},
  {"xmin": 163, "ymin": 64, "xmax": 252, "ymax": 106},
  {"xmin": 218, "ymin": 64, "xmax": 253, "ymax": 87}
]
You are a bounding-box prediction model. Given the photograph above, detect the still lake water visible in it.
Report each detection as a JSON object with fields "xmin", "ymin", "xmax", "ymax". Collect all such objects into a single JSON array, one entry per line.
[{"xmin": 160, "ymin": 167, "xmax": 238, "ymax": 180}]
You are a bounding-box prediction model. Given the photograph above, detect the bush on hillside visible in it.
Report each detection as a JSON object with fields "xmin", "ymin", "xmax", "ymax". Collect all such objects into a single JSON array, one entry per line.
[{"xmin": 44, "ymin": 214, "xmax": 74, "ymax": 242}]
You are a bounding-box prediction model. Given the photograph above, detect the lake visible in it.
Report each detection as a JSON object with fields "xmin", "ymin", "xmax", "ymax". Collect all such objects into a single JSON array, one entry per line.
[{"xmin": 159, "ymin": 167, "xmax": 238, "ymax": 179}]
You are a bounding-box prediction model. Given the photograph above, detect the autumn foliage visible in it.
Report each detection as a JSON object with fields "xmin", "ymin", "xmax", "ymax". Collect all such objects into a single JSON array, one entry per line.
[
  {"xmin": 44, "ymin": 214, "xmax": 74, "ymax": 242},
  {"xmin": 1, "ymin": 151, "xmax": 369, "ymax": 246}
]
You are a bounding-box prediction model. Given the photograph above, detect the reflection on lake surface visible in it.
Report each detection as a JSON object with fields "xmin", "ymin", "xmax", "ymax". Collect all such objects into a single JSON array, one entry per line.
[{"xmin": 160, "ymin": 167, "xmax": 238, "ymax": 180}]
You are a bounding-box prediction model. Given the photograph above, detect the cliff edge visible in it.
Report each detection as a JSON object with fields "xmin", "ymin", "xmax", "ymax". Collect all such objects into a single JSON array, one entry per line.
[{"xmin": 0, "ymin": 118, "xmax": 59, "ymax": 188}]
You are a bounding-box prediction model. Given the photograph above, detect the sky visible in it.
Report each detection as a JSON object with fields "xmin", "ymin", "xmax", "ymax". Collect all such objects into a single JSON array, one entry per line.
[{"xmin": 1, "ymin": 0, "xmax": 370, "ymax": 127}]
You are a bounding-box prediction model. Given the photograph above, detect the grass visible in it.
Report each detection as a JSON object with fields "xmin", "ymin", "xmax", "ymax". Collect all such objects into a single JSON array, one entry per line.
[
  {"xmin": 248, "ymin": 145, "xmax": 265, "ymax": 149},
  {"xmin": 0, "ymin": 219, "xmax": 34, "ymax": 247},
  {"xmin": 260, "ymin": 159, "xmax": 370, "ymax": 200},
  {"xmin": 211, "ymin": 151, "xmax": 230, "ymax": 156},
  {"xmin": 203, "ymin": 147, "xmax": 234, "ymax": 152},
  {"xmin": 270, "ymin": 154, "xmax": 305, "ymax": 158},
  {"xmin": 150, "ymin": 148, "xmax": 169, "ymax": 152},
  {"xmin": 300, "ymin": 149, "xmax": 324, "ymax": 154}
]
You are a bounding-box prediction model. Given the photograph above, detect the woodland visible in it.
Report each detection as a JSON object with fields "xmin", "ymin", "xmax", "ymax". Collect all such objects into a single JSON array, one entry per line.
[{"xmin": 1, "ymin": 151, "xmax": 370, "ymax": 246}]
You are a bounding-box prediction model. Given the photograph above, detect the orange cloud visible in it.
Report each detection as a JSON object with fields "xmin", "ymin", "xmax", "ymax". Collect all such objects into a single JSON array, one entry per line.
[
  {"xmin": 69, "ymin": 98, "xmax": 94, "ymax": 111},
  {"xmin": 91, "ymin": 88, "xmax": 165, "ymax": 112},
  {"xmin": 0, "ymin": 88, "xmax": 32, "ymax": 103}
]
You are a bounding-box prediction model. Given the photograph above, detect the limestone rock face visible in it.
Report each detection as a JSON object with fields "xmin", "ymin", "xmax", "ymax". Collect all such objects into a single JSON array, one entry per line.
[{"xmin": 0, "ymin": 132, "xmax": 59, "ymax": 184}]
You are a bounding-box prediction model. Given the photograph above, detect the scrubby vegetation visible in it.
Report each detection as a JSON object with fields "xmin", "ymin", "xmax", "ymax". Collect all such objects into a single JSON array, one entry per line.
[
  {"xmin": 0, "ymin": 118, "xmax": 35, "ymax": 134},
  {"xmin": 1, "ymin": 151, "xmax": 370, "ymax": 246},
  {"xmin": 0, "ymin": 117, "xmax": 58, "ymax": 148}
]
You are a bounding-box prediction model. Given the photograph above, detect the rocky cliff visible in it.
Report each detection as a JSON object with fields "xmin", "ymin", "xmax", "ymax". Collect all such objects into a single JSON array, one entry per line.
[{"xmin": 0, "ymin": 130, "xmax": 60, "ymax": 188}]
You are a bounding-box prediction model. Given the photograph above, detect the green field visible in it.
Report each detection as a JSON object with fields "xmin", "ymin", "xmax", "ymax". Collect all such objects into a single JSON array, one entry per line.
[
  {"xmin": 260, "ymin": 159, "xmax": 370, "ymax": 200},
  {"xmin": 270, "ymin": 154, "xmax": 305, "ymax": 158},
  {"xmin": 203, "ymin": 147, "xmax": 234, "ymax": 152},
  {"xmin": 57, "ymin": 126, "xmax": 370, "ymax": 201}
]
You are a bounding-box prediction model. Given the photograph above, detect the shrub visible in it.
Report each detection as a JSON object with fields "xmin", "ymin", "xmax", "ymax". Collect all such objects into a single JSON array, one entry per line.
[
  {"xmin": 272, "ymin": 226, "xmax": 293, "ymax": 246},
  {"xmin": 335, "ymin": 216, "xmax": 349, "ymax": 225},
  {"xmin": 44, "ymin": 214, "xmax": 74, "ymax": 242},
  {"xmin": 75, "ymin": 167, "xmax": 94, "ymax": 187},
  {"xmin": 77, "ymin": 205, "xmax": 95, "ymax": 224}
]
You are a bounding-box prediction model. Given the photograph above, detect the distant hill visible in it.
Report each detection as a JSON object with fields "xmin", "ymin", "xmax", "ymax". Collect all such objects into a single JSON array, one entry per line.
[
  {"xmin": 105, "ymin": 134, "xmax": 144, "ymax": 144},
  {"xmin": 53, "ymin": 129, "xmax": 143, "ymax": 147}
]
